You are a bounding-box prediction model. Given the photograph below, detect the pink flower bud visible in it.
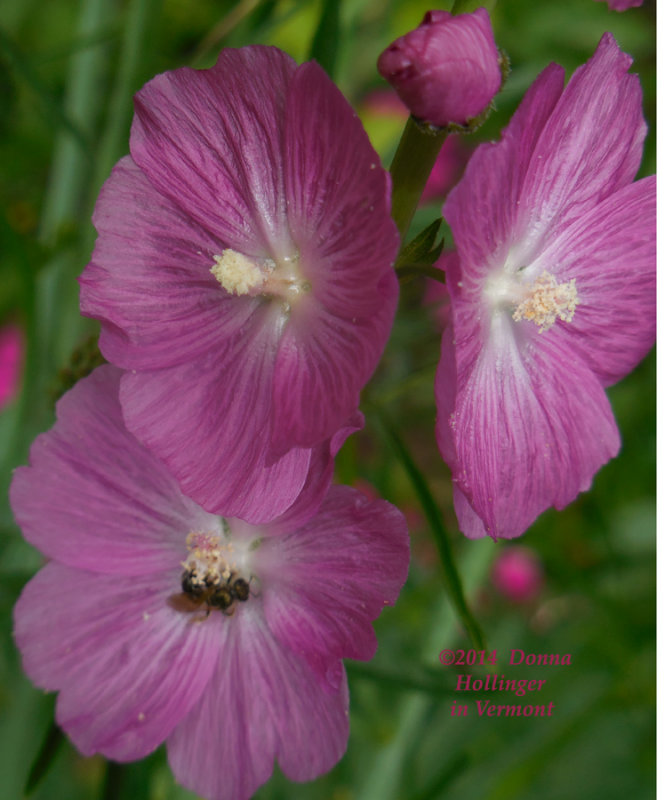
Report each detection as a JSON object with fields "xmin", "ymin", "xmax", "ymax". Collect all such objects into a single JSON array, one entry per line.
[
  {"xmin": 377, "ymin": 9, "xmax": 502, "ymax": 128},
  {"xmin": 492, "ymin": 547, "xmax": 544, "ymax": 604}
]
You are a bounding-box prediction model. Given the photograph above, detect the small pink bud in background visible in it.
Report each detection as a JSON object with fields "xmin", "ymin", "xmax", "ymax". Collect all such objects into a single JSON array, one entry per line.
[
  {"xmin": 0, "ymin": 324, "xmax": 22, "ymax": 408},
  {"xmin": 595, "ymin": 0, "xmax": 642, "ymax": 10},
  {"xmin": 492, "ymin": 547, "xmax": 544, "ymax": 604},
  {"xmin": 377, "ymin": 9, "xmax": 502, "ymax": 128}
]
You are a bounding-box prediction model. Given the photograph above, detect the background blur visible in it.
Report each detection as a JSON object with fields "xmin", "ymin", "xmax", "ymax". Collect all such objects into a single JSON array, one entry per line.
[{"xmin": 0, "ymin": 1, "xmax": 655, "ymax": 798}]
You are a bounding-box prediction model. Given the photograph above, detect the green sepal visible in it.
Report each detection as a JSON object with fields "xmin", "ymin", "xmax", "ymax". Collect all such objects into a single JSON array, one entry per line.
[{"xmin": 395, "ymin": 218, "xmax": 446, "ymax": 283}]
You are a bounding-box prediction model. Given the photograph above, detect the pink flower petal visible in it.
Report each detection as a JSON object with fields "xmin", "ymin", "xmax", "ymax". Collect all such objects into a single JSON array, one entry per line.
[
  {"xmin": 516, "ymin": 33, "xmax": 646, "ymax": 262},
  {"xmin": 167, "ymin": 612, "xmax": 349, "ymax": 800},
  {"xmin": 443, "ymin": 63, "xmax": 565, "ymax": 277},
  {"xmin": 10, "ymin": 366, "xmax": 210, "ymax": 574},
  {"xmin": 258, "ymin": 485, "xmax": 409, "ymax": 688},
  {"xmin": 81, "ymin": 157, "xmax": 257, "ymax": 371},
  {"xmin": 437, "ymin": 311, "xmax": 620, "ymax": 539},
  {"xmin": 271, "ymin": 288, "xmax": 395, "ymax": 452},
  {"xmin": 130, "ymin": 47, "xmax": 296, "ymax": 255},
  {"xmin": 118, "ymin": 306, "xmax": 314, "ymax": 522},
  {"xmin": 531, "ymin": 175, "xmax": 656, "ymax": 386},
  {"xmin": 14, "ymin": 563, "xmax": 221, "ymax": 761}
]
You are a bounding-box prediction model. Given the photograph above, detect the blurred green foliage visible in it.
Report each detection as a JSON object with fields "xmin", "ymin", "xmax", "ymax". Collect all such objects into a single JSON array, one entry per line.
[{"xmin": 0, "ymin": 1, "xmax": 655, "ymax": 799}]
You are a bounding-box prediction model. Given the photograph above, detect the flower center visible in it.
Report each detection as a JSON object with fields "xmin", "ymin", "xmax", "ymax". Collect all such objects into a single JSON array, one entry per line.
[
  {"xmin": 210, "ymin": 248, "xmax": 311, "ymax": 308},
  {"xmin": 485, "ymin": 268, "xmax": 579, "ymax": 334},
  {"xmin": 170, "ymin": 529, "xmax": 259, "ymax": 617},
  {"xmin": 512, "ymin": 271, "xmax": 579, "ymax": 333}
]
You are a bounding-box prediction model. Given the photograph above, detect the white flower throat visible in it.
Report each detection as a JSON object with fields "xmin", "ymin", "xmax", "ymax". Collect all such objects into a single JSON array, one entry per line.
[
  {"xmin": 210, "ymin": 248, "xmax": 311, "ymax": 309},
  {"xmin": 485, "ymin": 269, "xmax": 579, "ymax": 333}
]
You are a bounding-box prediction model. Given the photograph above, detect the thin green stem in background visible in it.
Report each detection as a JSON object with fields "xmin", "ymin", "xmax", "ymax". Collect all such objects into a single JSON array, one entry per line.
[
  {"xmin": 92, "ymin": 0, "xmax": 161, "ymax": 249},
  {"xmin": 39, "ymin": 0, "xmax": 116, "ymax": 243},
  {"xmin": 377, "ymin": 413, "xmax": 488, "ymax": 653},
  {"xmin": 389, "ymin": 116, "xmax": 447, "ymax": 241},
  {"xmin": 24, "ymin": 719, "xmax": 64, "ymax": 795}
]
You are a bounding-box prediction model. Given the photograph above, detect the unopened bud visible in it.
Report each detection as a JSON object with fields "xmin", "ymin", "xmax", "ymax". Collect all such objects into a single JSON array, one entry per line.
[{"xmin": 377, "ymin": 9, "xmax": 502, "ymax": 129}]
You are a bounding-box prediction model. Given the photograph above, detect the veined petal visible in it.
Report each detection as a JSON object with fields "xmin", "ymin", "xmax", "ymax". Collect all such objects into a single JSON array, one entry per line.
[
  {"xmin": 258, "ymin": 486, "xmax": 409, "ymax": 688},
  {"xmin": 14, "ymin": 563, "xmax": 221, "ymax": 761},
  {"xmin": 437, "ymin": 313, "xmax": 620, "ymax": 539},
  {"xmin": 167, "ymin": 610, "xmax": 349, "ymax": 800},
  {"xmin": 443, "ymin": 63, "xmax": 565, "ymax": 279},
  {"xmin": 9, "ymin": 366, "xmax": 211, "ymax": 574},
  {"xmin": 80, "ymin": 157, "xmax": 258, "ymax": 371},
  {"xmin": 269, "ymin": 60, "xmax": 399, "ymax": 451},
  {"xmin": 130, "ymin": 46, "xmax": 296, "ymax": 256},
  {"xmin": 531, "ymin": 175, "xmax": 656, "ymax": 386},
  {"xmin": 516, "ymin": 33, "xmax": 646, "ymax": 262},
  {"xmin": 269, "ymin": 411, "xmax": 366, "ymax": 530},
  {"xmin": 271, "ymin": 283, "xmax": 395, "ymax": 452},
  {"xmin": 118, "ymin": 305, "xmax": 313, "ymax": 522},
  {"xmin": 283, "ymin": 61, "xmax": 398, "ymax": 298}
]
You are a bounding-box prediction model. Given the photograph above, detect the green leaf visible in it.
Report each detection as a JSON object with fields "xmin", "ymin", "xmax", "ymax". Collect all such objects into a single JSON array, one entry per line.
[
  {"xmin": 346, "ymin": 662, "xmax": 457, "ymax": 696},
  {"xmin": 395, "ymin": 218, "xmax": 444, "ymax": 269},
  {"xmin": 24, "ymin": 719, "xmax": 64, "ymax": 796}
]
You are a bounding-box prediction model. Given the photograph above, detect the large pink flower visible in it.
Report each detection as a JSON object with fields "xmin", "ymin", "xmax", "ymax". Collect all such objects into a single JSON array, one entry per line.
[
  {"xmin": 435, "ymin": 34, "xmax": 655, "ymax": 540},
  {"xmin": 12, "ymin": 366, "xmax": 409, "ymax": 800},
  {"xmin": 79, "ymin": 46, "xmax": 399, "ymax": 523}
]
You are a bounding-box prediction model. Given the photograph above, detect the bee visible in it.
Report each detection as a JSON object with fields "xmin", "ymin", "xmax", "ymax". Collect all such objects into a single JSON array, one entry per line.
[{"xmin": 168, "ymin": 569, "xmax": 251, "ymax": 619}]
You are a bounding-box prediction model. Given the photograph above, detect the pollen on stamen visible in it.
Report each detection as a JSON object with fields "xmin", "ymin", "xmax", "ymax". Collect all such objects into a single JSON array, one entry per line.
[
  {"xmin": 210, "ymin": 249, "xmax": 265, "ymax": 296},
  {"xmin": 184, "ymin": 531, "xmax": 235, "ymax": 587},
  {"xmin": 512, "ymin": 271, "xmax": 579, "ymax": 333}
]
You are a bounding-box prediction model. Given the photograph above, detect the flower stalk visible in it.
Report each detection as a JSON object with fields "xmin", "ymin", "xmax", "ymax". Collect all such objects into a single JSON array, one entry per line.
[{"xmin": 389, "ymin": 117, "xmax": 448, "ymax": 241}]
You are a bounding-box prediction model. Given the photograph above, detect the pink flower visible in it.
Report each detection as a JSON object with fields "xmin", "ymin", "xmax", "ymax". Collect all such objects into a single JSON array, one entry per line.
[
  {"xmin": 0, "ymin": 324, "xmax": 22, "ymax": 407},
  {"xmin": 435, "ymin": 34, "xmax": 655, "ymax": 540},
  {"xmin": 377, "ymin": 9, "xmax": 502, "ymax": 128},
  {"xmin": 595, "ymin": 0, "xmax": 642, "ymax": 10},
  {"xmin": 79, "ymin": 46, "xmax": 399, "ymax": 523},
  {"xmin": 12, "ymin": 366, "xmax": 409, "ymax": 800},
  {"xmin": 492, "ymin": 547, "xmax": 544, "ymax": 603}
]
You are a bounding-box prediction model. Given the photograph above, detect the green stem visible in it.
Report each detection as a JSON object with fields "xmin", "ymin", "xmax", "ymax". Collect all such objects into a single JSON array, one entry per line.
[
  {"xmin": 396, "ymin": 264, "xmax": 447, "ymax": 284},
  {"xmin": 378, "ymin": 414, "xmax": 487, "ymax": 653},
  {"xmin": 389, "ymin": 116, "xmax": 447, "ymax": 241}
]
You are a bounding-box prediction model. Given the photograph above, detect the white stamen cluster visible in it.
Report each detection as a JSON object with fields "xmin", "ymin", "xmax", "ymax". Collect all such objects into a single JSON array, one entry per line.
[
  {"xmin": 210, "ymin": 247, "xmax": 310, "ymax": 309},
  {"xmin": 512, "ymin": 271, "xmax": 579, "ymax": 333},
  {"xmin": 182, "ymin": 531, "xmax": 235, "ymax": 589},
  {"xmin": 210, "ymin": 250, "xmax": 266, "ymax": 296}
]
